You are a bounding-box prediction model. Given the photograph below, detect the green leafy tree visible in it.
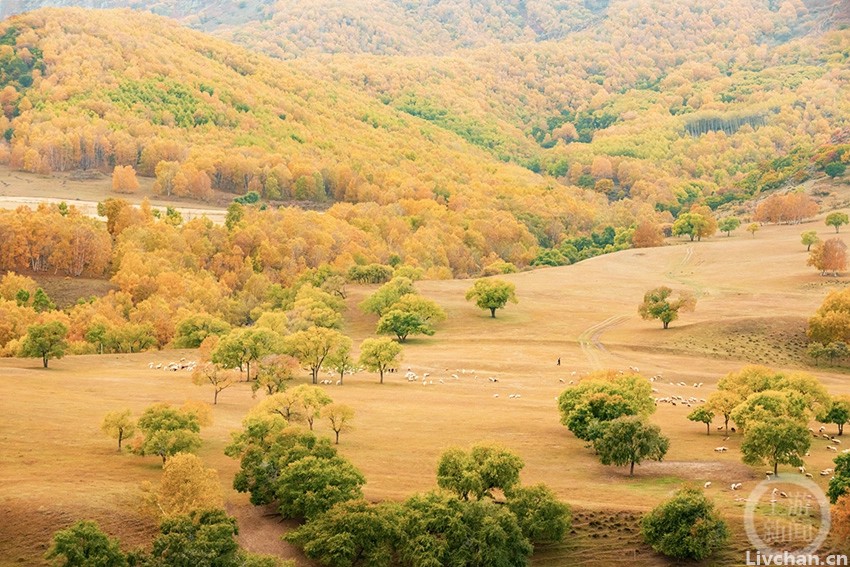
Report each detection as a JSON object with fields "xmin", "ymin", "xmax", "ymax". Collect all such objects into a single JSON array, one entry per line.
[
  {"xmin": 718, "ymin": 217, "xmax": 740, "ymax": 236},
  {"xmin": 828, "ymin": 453, "xmax": 850, "ymax": 504},
  {"xmin": 506, "ymin": 484, "xmax": 571, "ymax": 546},
  {"xmin": 135, "ymin": 403, "xmax": 202, "ymax": 464},
  {"xmin": 212, "ymin": 328, "xmax": 283, "ymax": 381},
  {"xmin": 436, "ymin": 444, "xmax": 524, "ymax": 500},
  {"xmin": 672, "ymin": 212, "xmax": 708, "ymax": 241},
  {"xmin": 820, "ymin": 395, "xmax": 850, "ymax": 436},
  {"xmin": 359, "ymin": 277, "xmax": 416, "ymax": 316},
  {"xmin": 397, "ymin": 492, "xmax": 533, "ymax": 567},
  {"xmin": 322, "ymin": 403, "xmax": 355, "ymax": 444},
  {"xmin": 15, "ymin": 288, "xmax": 30, "ymax": 306},
  {"xmin": 740, "ymin": 418, "xmax": 810, "ymax": 476},
  {"xmin": 284, "ymin": 500, "xmax": 403, "ymax": 567},
  {"xmin": 687, "ymin": 406, "xmax": 715, "ymax": 435},
  {"xmin": 730, "ymin": 390, "xmax": 809, "ymax": 432},
  {"xmin": 706, "ymin": 390, "xmax": 741, "ymax": 432},
  {"xmin": 291, "ymin": 384, "xmax": 333, "ymax": 430},
  {"xmin": 101, "ymin": 409, "xmax": 136, "ymax": 450},
  {"xmin": 592, "ymin": 416, "xmax": 669, "ymax": 476},
  {"xmin": 717, "ymin": 365, "xmax": 830, "ymax": 419},
  {"xmin": 172, "ymin": 314, "xmax": 230, "ymax": 349},
  {"xmin": 32, "ymin": 287, "xmax": 55, "ymax": 313},
  {"xmin": 641, "ymin": 487, "xmax": 729, "ymax": 560},
  {"xmin": 252, "ymin": 354, "xmax": 298, "ymax": 396},
  {"xmin": 323, "ymin": 337, "xmax": 355, "ymax": 384},
  {"xmin": 465, "ymin": 278, "xmax": 518, "ymax": 318},
  {"xmin": 376, "ymin": 294, "xmax": 446, "ymax": 342},
  {"xmin": 802, "ymin": 230, "xmax": 821, "ymax": 251},
  {"xmin": 826, "ymin": 212, "xmax": 849, "ymax": 233},
  {"xmin": 358, "ymin": 337, "xmax": 403, "ymax": 384},
  {"xmin": 150, "ymin": 509, "xmax": 239, "ymax": 567},
  {"xmin": 638, "ymin": 286, "xmax": 696, "ymax": 329},
  {"xmin": 276, "ymin": 454, "xmax": 366, "ymax": 520},
  {"xmin": 826, "ymin": 162, "xmax": 847, "ymax": 178},
  {"xmin": 747, "ymin": 222, "xmax": 760, "ymax": 237},
  {"xmin": 20, "ymin": 320, "xmax": 68, "ymax": 368},
  {"xmin": 46, "ymin": 520, "xmax": 127, "ymax": 567},
  {"xmin": 558, "ymin": 371, "xmax": 655, "ymax": 441},
  {"xmin": 284, "ymin": 326, "xmax": 348, "ymax": 384},
  {"xmin": 376, "ymin": 310, "xmax": 433, "ymax": 342}
]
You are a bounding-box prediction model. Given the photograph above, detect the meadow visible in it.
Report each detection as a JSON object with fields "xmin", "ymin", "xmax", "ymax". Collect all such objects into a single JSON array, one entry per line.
[{"xmin": 1, "ymin": 216, "xmax": 849, "ymax": 566}]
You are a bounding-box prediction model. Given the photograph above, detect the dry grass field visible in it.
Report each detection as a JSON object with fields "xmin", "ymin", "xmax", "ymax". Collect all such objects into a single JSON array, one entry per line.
[{"xmin": 2, "ymin": 215, "xmax": 850, "ymax": 566}]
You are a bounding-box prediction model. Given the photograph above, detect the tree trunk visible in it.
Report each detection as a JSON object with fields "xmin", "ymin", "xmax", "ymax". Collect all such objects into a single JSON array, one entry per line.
[
  {"xmin": 118, "ymin": 431, "xmax": 123, "ymax": 450},
  {"xmin": 246, "ymin": 361, "xmax": 251, "ymax": 382},
  {"xmin": 214, "ymin": 389, "xmax": 219, "ymax": 405},
  {"xmin": 706, "ymin": 423, "xmax": 710, "ymax": 435},
  {"xmin": 630, "ymin": 460, "xmax": 635, "ymax": 476},
  {"xmin": 335, "ymin": 430, "xmax": 340, "ymax": 444},
  {"xmin": 774, "ymin": 461, "xmax": 778, "ymax": 476},
  {"xmin": 312, "ymin": 368, "xmax": 318, "ymax": 384},
  {"xmin": 724, "ymin": 416, "xmax": 729, "ymax": 431},
  {"xmin": 379, "ymin": 369, "xmax": 384, "ymax": 384},
  {"xmin": 662, "ymin": 321, "xmax": 669, "ymax": 329},
  {"xmin": 490, "ymin": 307, "xmax": 496, "ymax": 318},
  {"xmin": 42, "ymin": 355, "xmax": 48, "ymax": 368},
  {"xmin": 339, "ymin": 370, "xmax": 344, "ymax": 385},
  {"xmin": 840, "ymin": 423, "xmax": 844, "ymax": 436}
]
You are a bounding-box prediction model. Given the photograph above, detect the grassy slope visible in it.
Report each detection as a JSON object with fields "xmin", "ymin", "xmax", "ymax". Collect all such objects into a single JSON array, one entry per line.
[{"xmin": 2, "ymin": 215, "xmax": 850, "ymax": 566}]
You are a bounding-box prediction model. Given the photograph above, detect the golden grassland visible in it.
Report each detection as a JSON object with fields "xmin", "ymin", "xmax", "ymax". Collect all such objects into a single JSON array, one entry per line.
[{"xmin": 2, "ymin": 218, "xmax": 850, "ymax": 566}]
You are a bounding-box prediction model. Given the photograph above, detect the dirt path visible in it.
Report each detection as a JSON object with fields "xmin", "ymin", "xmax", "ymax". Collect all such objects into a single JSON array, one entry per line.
[{"xmin": 578, "ymin": 315, "xmax": 631, "ymax": 368}]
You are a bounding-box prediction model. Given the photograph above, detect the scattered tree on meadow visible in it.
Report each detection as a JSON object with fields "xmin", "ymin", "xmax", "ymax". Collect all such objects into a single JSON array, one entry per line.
[
  {"xmin": 436, "ymin": 444, "xmax": 524, "ymax": 501},
  {"xmin": 146, "ymin": 453, "xmax": 224, "ymax": 518},
  {"xmin": 212, "ymin": 327, "xmax": 283, "ymax": 381},
  {"xmin": 747, "ymin": 222, "xmax": 760, "ymax": 237},
  {"xmin": 284, "ymin": 327, "xmax": 348, "ymax": 384},
  {"xmin": 706, "ymin": 390, "xmax": 740, "ymax": 432},
  {"xmin": 323, "ymin": 339, "xmax": 356, "ymax": 385},
  {"xmin": 321, "ymin": 403, "xmax": 355, "ymax": 444},
  {"xmin": 672, "ymin": 209, "xmax": 715, "ymax": 242},
  {"xmin": 592, "ymin": 415, "xmax": 669, "ymax": 476},
  {"xmin": 101, "ymin": 409, "xmax": 136, "ymax": 450},
  {"xmin": 638, "ymin": 286, "xmax": 696, "ymax": 329},
  {"xmin": 802, "ymin": 230, "xmax": 820, "ymax": 251},
  {"xmin": 290, "ymin": 384, "xmax": 333, "ymax": 431},
  {"xmin": 820, "ymin": 395, "xmax": 850, "ymax": 436},
  {"xmin": 191, "ymin": 362, "xmax": 239, "ymax": 404},
  {"xmin": 718, "ymin": 217, "xmax": 740, "ymax": 236},
  {"xmin": 134, "ymin": 403, "xmax": 203, "ymax": 465},
  {"xmin": 358, "ymin": 337, "xmax": 403, "ymax": 384},
  {"xmin": 826, "ymin": 212, "xmax": 850, "ymax": 233},
  {"xmin": 641, "ymin": 487, "xmax": 729, "ymax": 560},
  {"xmin": 754, "ymin": 193, "xmax": 818, "ymax": 225},
  {"xmin": 253, "ymin": 354, "xmax": 298, "ymax": 396},
  {"xmin": 359, "ymin": 277, "xmax": 416, "ymax": 317},
  {"xmin": 112, "ymin": 165, "xmax": 139, "ymax": 194},
  {"xmin": 808, "ymin": 237, "xmax": 847, "ymax": 276},
  {"xmin": 687, "ymin": 406, "xmax": 715, "ymax": 435},
  {"xmin": 740, "ymin": 418, "xmax": 810, "ymax": 476},
  {"xmin": 19, "ymin": 320, "xmax": 68, "ymax": 368},
  {"xmin": 45, "ymin": 521, "xmax": 127, "ymax": 567},
  {"xmin": 465, "ymin": 278, "xmax": 517, "ymax": 318},
  {"xmin": 558, "ymin": 370, "xmax": 655, "ymax": 441},
  {"xmin": 376, "ymin": 294, "xmax": 446, "ymax": 342}
]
